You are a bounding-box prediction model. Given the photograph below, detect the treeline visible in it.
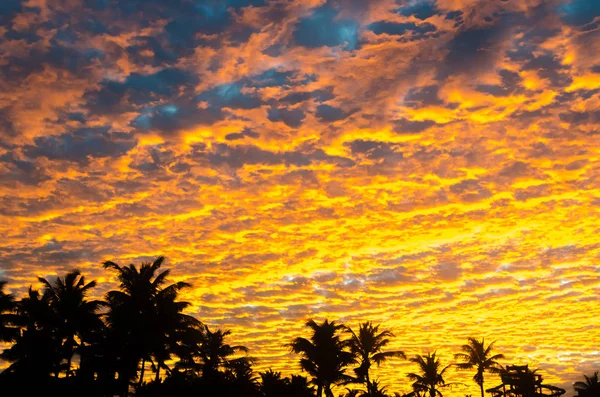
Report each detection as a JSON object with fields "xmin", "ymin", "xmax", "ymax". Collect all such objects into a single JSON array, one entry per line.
[{"xmin": 0, "ymin": 256, "xmax": 597, "ymax": 397}]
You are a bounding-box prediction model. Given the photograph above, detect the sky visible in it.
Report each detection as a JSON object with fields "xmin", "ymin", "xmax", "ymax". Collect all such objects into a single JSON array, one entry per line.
[{"xmin": 1, "ymin": 0, "xmax": 599, "ymax": 395}]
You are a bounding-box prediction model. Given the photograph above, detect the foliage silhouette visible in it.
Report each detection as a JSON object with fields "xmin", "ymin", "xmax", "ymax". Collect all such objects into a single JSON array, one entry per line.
[
  {"xmin": 38, "ymin": 270, "xmax": 104, "ymax": 378},
  {"xmin": 261, "ymin": 369, "xmax": 316, "ymax": 397},
  {"xmin": 407, "ymin": 352, "xmax": 450, "ymax": 397},
  {"xmin": 346, "ymin": 321, "xmax": 406, "ymax": 389},
  {"xmin": 574, "ymin": 371, "xmax": 600, "ymax": 397},
  {"xmin": 0, "ymin": 282, "xmax": 18, "ymax": 343},
  {"xmin": 0, "ymin": 258, "xmax": 592, "ymax": 397},
  {"xmin": 290, "ymin": 319, "xmax": 356, "ymax": 397},
  {"xmin": 103, "ymin": 256, "xmax": 198, "ymax": 394},
  {"xmin": 454, "ymin": 337, "xmax": 504, "ymax": 397}
]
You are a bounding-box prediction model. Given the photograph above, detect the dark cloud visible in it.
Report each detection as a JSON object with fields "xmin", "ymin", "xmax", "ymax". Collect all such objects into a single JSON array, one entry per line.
[
  {"xmin": 368, "ymin": 21, "xmax": 436, "ymax": 37},
  {"xmin": 250, "ymin": 68, "xmax": 296, "ymax": 88},
  {"xmin": 396, "ymin": 0, "xmax": 438, "ymax": 20},
  {"xmin": 293, "ymin": 5, "xmax": 359, "ymax": 50},
  {"xmin": 559, "ymin": 110, "xmax": 600, "ymax": 125},
  {"xmin": 126, "ymin": 36, "xmax": 179, "ymax": 67},
  {"xmin": 558, "ymin": 0, "xmax": 600, "ymax": 26},
  {"xmin": 225, "ymin": 128, "xmax": 260, "ymax": 141},
  {"xmin": 194, "ymin": 143, "xmax": 353, "ymax": 170},
  {"xmin": 0, "ymin": 152, "xmax": 50, "ymax": 187},
  {"xmin": 498, "ymin": 161, "xmax": 530, "ymax": 179},
  {"xmin": 197, "ymin": 82, "xmax": 262, "ymax": 110},
  {"xmin": 404, "ymin": 85, "xmax": 444, "ymax": 107},
  {"xmin": 1, "ymin": 39, "xmax": 103, "ymax": 83},
  {"xmin": 279, "ymin": 88, "xmax": 335, "ymax": 105},
  {"xmin": 0, "ymin": 0, "xmax": 28, "ymax": 25},
  {"xmin": 24, "ymin": 127, "xmax": 137, "ymax": 163},
  {"xmin": 315, "ymin": 104, "xmax": 355, "ymax": 122},
  {"xmin": 476, "ymin": 69, "xmax": 522, "ymax": 96},
  {"xmin": 267, "ymin": 106, "xmax": 306, "ymax": 128},
  {"xmin": 86, "ymin": 68, "xmax": 195, "ymax": 114},
  {"xmin": 392, "ymin": 118, "xmax": 437, "ymax": 134},
  {"xmin": 433, "ymin": 262, "xmax": 462, "ymax": 281},
  {"xmin": 132, "ymin": 103, "xmax": 224, "ymax": 134},
  {"xmin": 347, "ymin": 140, "xmax": 401, "ymax": 161},
  {"xmin": 438, "ymin": 23, "xmax": 510, "ymax": 79},
  {"xmin": 449, "ymin": 179, "xmax": 492, "ymax": 202}
]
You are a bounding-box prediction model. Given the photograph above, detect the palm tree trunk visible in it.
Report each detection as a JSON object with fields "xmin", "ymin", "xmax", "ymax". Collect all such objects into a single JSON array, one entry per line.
[
  {"xmin": 155, "ymin": 361, "xmax": 161, "ymax": 383},
  {"xmin": 480, "ymin": 381, "xmax": 484, "ymax": 397},
  {"xmin": 138, "ymin": 357, "xmax": 146, "ymax": 386},
  {"xmin": 324, "ymin": 385, "xmax": 334, "ymax": 397},
  {"xmin": 67, "ymin": 353, "xmax": 73, "ymax": 377},
  {"xmin": 317, "ymin": 384, "xmax": 323, "ymax": 397}
]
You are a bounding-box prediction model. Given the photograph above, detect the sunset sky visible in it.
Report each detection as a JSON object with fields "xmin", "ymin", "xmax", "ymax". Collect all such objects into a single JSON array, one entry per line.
[{"xmin": 1, "ymin": 0, "xmax": 599, "ymax": 395}]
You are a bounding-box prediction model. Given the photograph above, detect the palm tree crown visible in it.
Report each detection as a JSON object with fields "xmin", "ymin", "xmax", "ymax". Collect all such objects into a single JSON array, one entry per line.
[
  {"xmin": 407, "ymin": 352, "xmax": 449, "ymax": 397},
  {"xmin": 454, "ymin": 337, "xmax": 504, "ymax": 397},
  {"xmin": 195, "ymin": 325, "xmax": 249, "ymax": 378},
  {"xmin": 574, "ymin": 372, "xmax": 600, "ymax": 397},
  {"xmin": 346, "ymin": 321, "xmax": 406, "ymax": 387},
  {"xmin": 290, "ymin": 318, "xmax": 355, "ymax": 397},
  {"xmin": 38, "ymin": 270, "xmax": 104, "ymax": 377},
  {"xmin": 103, "ymin": 256, "xmax": 197, "ymax": 389}
]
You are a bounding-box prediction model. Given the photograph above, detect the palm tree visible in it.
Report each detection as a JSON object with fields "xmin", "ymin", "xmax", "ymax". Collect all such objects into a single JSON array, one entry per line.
[
  {"xmin": 38, "ymin": 270, "xmax": 104, "ymax": 377},
  {"xmin": 346, "ymin": 321, "xmax": 405, "ymax": 388},
  {"xmin": 0, "ymin": 281, "xmax": 18, "ymax": 343},
  {"xmin": 574, "ymin": 372, "xmax": 600, "ymax": 397},
  {"xmin": 103, "ymin": 256, "xmax": 196, "ymax": 392},
  {"xmin": 454, "ymin": 338, "xmax": 504, "ymax": 397},
  {"xmin": 288, "ymin": 374, "xmax": 317, "ymax": 397},
  {"xmin": 1, "ymin": 287, "xmax": 59, "ymax": 378},
  {"xmin": 407, "ymin": 352, "xmax": 449, "ymax": 397},
  {"xmin": 290, "ymin": 319, "xmax": 355, "ymax": 397},
  {"xmin": 150, "ymin": 283, "xmax": 201, "ymax": 382},
  {"xmin": 194, "ymin": 325, "xmax": 249, "ymax": 379}
]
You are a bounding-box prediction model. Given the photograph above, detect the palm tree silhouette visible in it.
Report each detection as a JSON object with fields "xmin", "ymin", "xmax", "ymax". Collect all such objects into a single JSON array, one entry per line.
[
  {"xmin": 260, "ymin": 368, "xmax": 287, "ymax": 396},
  {"xmin": 574, "ymin": 372, "xmax": 600, "ymax": 397},
  {"xmin": 288, "ymin": 374, "xmax": 316, "ymax": 397},
  {"xmin": 260, "ymin": 369, "xmax": 320, "ymax": 397},
  {"xmin": 1, "ymin": 287, "xmax": 59, "ymax": 379},
  {"xmin": 103, "ymin": 256, "xmax": 194, "ymax": 393},
  {"xmin": 0, "ymin": 281, "xmax": 18, "ymax": 343},
  {"xmin": 407, "ymin": 352, "xmax": 449, "ymax": 397},
  {"xmin": 346, "ymin": 321, "xmax": 406, "ymax": 388},
  {"xmin": 38, "ymin": 270, "xmax": 104, "ymax": 377},
  {"xmin": 454, "ymin": 337, "xmax": 504, "ymax": 397},
  {"xmin": 195, "ymin": 325, "xmax": 249, "ymax": 379},
  {"xmin": 150, "ymin": 280, "xmax": 200, "ymax": 382},
  {"xmin": 290, "ymin": 319, "xmax": 355, "ymax": 397}
]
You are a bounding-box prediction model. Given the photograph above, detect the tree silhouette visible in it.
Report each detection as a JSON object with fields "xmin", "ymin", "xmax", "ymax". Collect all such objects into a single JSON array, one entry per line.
[
  {"xmin": 1, "ymin": 287, "xmax": 59, "ymax": 379},
  {"xmin": 287, "ymin": 374, "xmax": 316, "ymax": 397},
  {"xmin": 574, "ymin": 372, "xmax": 599, "ymax": 397},
  {"xmin": 0, "ymin": 281, "xmax": 18, "ymax": 343},
  {"xmin": 194, "ymin": 325, "xmax": 249, "ymax": 379},
  {"xmin": 346, "ymin": 321, "xmax": 406, "ymax": 388},
  {"xmin": 407, "ymin": 352, "xmax": 449, "ymax": 397},
  {"xmin": 261, "ymin": 369, "xmax": 288, "ymax": 396},
  {"xmin": 103, "ymin": 256, "xmax": 195, "ymax": 394},
  {"xmin": 38, "ymin": 270, "xmax": 104, "ymax": 378},
  {"xmin": 150, "ymin": 281, "xmax": 200, "ymax": 383},
  {"xmin": 290, "ymin": 319, "xmax": 355, "ymax": 397},
  {"xmin": 261, "ymin": 369, "xmax": 316, "ymax": 397},
  {"xmin": 454, "ymin": 337, "xmax": 504, "ymax": 397}
]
